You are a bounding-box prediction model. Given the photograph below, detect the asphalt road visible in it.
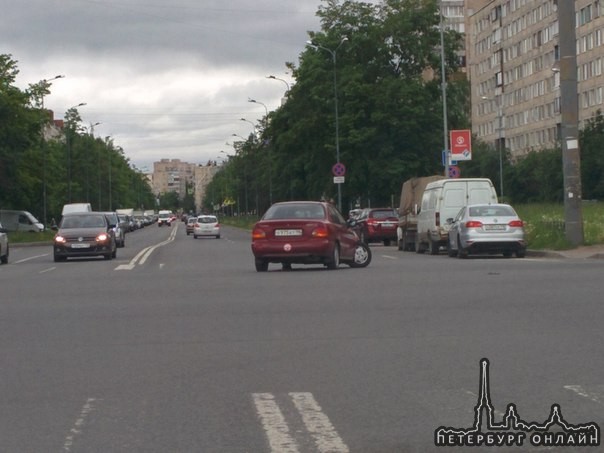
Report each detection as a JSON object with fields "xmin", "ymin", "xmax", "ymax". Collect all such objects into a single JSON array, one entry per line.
[{"xmin": 1, "ymin": 223, "xmax": 602, "ymax": 452}]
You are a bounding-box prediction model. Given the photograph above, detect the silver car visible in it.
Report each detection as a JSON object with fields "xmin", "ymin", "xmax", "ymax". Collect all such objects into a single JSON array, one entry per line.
[
  {"xmin": 446, "ymin": 203, "xmax": 526, "ymax": 258},
  {"xmin": 0, "ymin": 222, "xmax": 8, "ymax": 264},
  {"xmin": 193, "ymin": 215, "xmax": 220, "ymax": 239}
]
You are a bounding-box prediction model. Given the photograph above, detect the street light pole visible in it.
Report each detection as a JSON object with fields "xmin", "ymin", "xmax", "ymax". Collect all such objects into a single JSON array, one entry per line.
[
  {"xmin": 266, "ymin": 75, "xmax": 290, "ymax": 91},
  {"xmin": 307, "ymin": 37, "xmax": 348, "ymax": 212},
  {"xmin": 248, "ymin": 98, "xmax": 272, "ymax": 205}
]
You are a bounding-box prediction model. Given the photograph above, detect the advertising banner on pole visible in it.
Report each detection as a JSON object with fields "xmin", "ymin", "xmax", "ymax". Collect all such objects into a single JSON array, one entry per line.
[{"xmin": 450, "ymin": 129, "xmax": 472, "ymax": 161}]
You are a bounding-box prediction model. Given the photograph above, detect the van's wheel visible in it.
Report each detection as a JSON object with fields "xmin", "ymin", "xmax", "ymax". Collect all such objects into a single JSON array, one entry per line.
[
  {"xmin": 415, "ymin": 235, "xmax": 425, "ymax": 254},
  {"xmin": 1, "ymin": 245, "xmax": 8, "ymax": 264},
  {"xmin": 428, "ymin": 238, "xmax": 439, "ymax": 255}
]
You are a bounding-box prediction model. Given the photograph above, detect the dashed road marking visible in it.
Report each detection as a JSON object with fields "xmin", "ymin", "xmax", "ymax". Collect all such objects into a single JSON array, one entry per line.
[
  {"xmin": 253, "ymin": 392, "xmax": 349, "ymax": 453},
  {"xmin": 62, "ymin": 397, "xmax": 99, "ymax": 452},
  {"xmin": 115, "ymin": 225, "xmax": 178, "ymax": 270},
  {"xmin": 564, "ymin": 385, "xmax": 603, "ymax": 405}
]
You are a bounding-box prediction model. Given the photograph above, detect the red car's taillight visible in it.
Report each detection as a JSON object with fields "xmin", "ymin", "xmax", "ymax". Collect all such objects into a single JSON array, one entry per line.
[
  {"xmin": 465, "ymin": 220, "xmax": 483, "ymax": 228},
  {"xmin": 311, "ymin": 227, "xmax": 329, "ymax": 238},
  {"xmin": 508, "ymin": 220, "xmax": 524, "ymax": 227},
  {"xmin": 252, "ymin": 229, "xmax": 266, "ymax": 240}
]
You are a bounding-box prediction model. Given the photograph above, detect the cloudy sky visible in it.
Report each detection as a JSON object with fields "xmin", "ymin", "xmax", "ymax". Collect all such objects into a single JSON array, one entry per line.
[{"xmin": 3, "ymin": 0, "xmax": 330, "ymax": 171}]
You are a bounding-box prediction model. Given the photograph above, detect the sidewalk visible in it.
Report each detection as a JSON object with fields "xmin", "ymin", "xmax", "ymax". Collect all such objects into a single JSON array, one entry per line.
[{"xmin": 528, "ymin": 244, "xmax": 604, "ymax": 259}]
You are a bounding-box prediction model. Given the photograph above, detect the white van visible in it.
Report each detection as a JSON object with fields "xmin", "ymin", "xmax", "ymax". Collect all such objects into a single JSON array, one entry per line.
[
  {"xmin": 416, "ymin": 178, "xmax": 498, "ymax": 254},
  {"xmin": 0, "ymin": 210, "xmax": 45, "ymax": 232},
  {"xmin": 61, "ymin": 203, "xmax": 92, "ymax": 216}
]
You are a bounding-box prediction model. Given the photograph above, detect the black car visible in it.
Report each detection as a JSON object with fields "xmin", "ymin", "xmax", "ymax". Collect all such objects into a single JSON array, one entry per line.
[{"xmin": 53, "ymin": 212, "xmax": 117, "ymax": 262}]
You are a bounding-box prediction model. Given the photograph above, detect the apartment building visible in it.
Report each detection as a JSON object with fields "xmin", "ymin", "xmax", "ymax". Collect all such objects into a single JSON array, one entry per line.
[
  {"xmin": 152, "ymin": 158, "xmax": 219, "ymax": 212},
  {"xmin": 467, "ymin": 0, "xmax": 604, "ymax": 158}
]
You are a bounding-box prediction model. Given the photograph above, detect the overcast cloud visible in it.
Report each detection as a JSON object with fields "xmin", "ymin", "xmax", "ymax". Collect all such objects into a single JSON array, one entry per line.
[{"xmin": 2, "ymin": 0, "xmax": 325, "ymax": 170}]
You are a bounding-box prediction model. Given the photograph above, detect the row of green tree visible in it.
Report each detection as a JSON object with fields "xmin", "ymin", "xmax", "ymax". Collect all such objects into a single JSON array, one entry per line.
[
  {"xmin": 205, "ymin": 0, "xmax": 603, "ymax": 216},
  {"xmin": 0, "ymin": 54, "xmax": 156, "ymax": 226}
]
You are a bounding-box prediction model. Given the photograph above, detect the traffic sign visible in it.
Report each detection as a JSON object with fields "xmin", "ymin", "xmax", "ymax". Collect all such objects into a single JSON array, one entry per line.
[
  {"xmin": 332, "ymin": 162, "xmax": 346, "ymax": 177},
  {"xmin": 333, "ymin": 176, "xmax": 345, "ymax": 184},
  {"xmin": 448, "ymin": 165, "xmax": 461, "ymax": 178},
  {"xmin": 450, "ymin": 129, "xmax": 472, "ymax": 161}
]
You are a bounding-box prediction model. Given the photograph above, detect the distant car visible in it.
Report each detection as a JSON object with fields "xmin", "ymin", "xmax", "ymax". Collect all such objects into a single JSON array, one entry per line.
[
  {"xmin": 353, "ymin": 207, "xmax": 399, "ymax": 246},
  {"xmin": 0, "ymin": 222, "xmax": 8, "ymax": 264},
  {"xmin": 193, "ymin": 215, "xmax": 220, "ymax": 239},
  {"xmin": 53, "ymin": 212, "xmax": 117, "ymax": 262},
  {"xmin": 251, "ymin": 201, "xmax": 371, "ymax": 272},
  {"xmin": 446, "ymin": 203, "xmax": 527, "ymax": 258},
  {"xmin": 157, "ymin": 210, "xmax": 172, "ymax": 227},
  {"xmin": 101, "ymin": 211, "xmax": 126, "ymax": 247},
  {"xmin": 186, "ymin": 216, "xmax": 197, "ymax": 235}
]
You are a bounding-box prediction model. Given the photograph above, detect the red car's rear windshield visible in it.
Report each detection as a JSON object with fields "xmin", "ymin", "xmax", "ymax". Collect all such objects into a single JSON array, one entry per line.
[{"xmin": 263, "ymin": 204, "xmax": 325, "ymax": 220}]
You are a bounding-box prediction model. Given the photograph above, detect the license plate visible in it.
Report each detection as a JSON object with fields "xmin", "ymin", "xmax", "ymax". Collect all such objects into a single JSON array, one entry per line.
[
  {"xmin": 382, "ymin": 222, "xmax": 395, "ymax": 227},
  {"xmin": 71, "ymin": 243, "xmax": 90, "ymax": 248},
  {"xmin": 484, "ymin": 225, "xmax": 505, "ymax": 231},
  {"xmin": 275, "ymin": 229, "xmax": 302, "ymax": 237}
]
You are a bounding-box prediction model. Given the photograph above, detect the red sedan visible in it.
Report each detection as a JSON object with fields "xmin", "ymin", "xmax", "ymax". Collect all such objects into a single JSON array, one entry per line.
[{"xmin": 251, "ymin": 201, "xmax": 371, "ymax": 272}]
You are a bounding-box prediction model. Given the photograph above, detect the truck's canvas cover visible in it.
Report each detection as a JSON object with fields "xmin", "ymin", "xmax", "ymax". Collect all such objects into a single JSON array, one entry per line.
[{"xmin": 398, "ymin": 176, "xmax": 443, "ymax": 216}]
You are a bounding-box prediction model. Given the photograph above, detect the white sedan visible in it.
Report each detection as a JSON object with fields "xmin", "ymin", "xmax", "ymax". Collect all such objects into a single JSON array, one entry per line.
[
  {"xmin": 447, "ymin": 203, "xmax": 526, "ymax": 258},
  {"xmin": 193, "ymin": 215, "xmax": 220, "ymax": 239}
]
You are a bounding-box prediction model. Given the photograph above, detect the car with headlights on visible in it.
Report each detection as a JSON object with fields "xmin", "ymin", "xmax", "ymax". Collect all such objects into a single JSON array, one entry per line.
[
  {"xmin": 251, "ymin": 201, "xmax": 371, "ymax": 272},
  {"xmin": 193, "ymin": 215, "xmax": 220, "ymax": 239},
  {"xmin": 446, "ymin": 203, "xmax": 526, "ymax": 258},
  {"xmin": 0, "ymin": 222, "xmax": 8, "ymax": 264},
  {"xmin": 53, "ymin": 212, "xmax": 117, "ymax": 262}
]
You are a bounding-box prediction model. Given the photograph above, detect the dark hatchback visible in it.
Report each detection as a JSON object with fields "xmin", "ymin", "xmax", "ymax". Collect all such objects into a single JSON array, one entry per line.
[{"xmin": 53, "ymin": 212, "xmax": 117, "ymax": 262}]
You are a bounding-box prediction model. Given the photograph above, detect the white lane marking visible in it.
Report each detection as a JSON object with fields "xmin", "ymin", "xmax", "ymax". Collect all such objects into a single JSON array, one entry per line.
[
  {"xmin": 253, "ymin": 393, "xmax": 300, "ymax": 453},
  {"xmin": 39, "ymin": 267, "xmax": 56, "ymax": 274},
  {"xmin": 382, "ymin": 254, "xmax": 397, "ymax": 260},
  {"xmin": 15, "ymin": 254, "xmax": 49, "ymax": 264},
  {"xmin": 564, "ymin": 385, "xmax": 603, "ymax": 405},
  {"xmin": 289, "ymin": 392, "xmax": 350, "ymax": 453},
  {"xmin": 115, "ymin": 225, "xmax": 178, "ymax": 270},
  {"xmin": 62, "ymin": 397, "xmax": 99, "ymax": 452}
]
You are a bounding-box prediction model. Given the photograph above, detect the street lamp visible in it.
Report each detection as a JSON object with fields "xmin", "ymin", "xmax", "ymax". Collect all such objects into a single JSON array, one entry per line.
[
  {"xmin": 247, "ymin": 99, "xmax": 272, "ymax": 205},
  {"xmin": 266, "ymin": 75, "xmax": 290, "ymax": 91},
  {"xmin": 307, "ymin": 36, "xmax": 348, "ymax": 212},
  {"xmin": 481, "ymin": 95, "xmax": 505, "ymax": 199}
]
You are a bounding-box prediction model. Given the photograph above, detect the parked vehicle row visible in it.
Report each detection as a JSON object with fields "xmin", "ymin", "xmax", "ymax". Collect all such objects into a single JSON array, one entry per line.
[{"xmin": 248, "ymin": 177, "xmax": 526, "ymax": 271}]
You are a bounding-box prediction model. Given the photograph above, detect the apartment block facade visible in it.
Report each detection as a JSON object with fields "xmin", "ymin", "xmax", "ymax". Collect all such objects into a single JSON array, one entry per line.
[
  {"xmin": 466, "ymin": 0, "xmax": 604, "ymax": 158},
  {"xmin": 152, "ymin": 158, "xmax": 219, "ymax": 212}
]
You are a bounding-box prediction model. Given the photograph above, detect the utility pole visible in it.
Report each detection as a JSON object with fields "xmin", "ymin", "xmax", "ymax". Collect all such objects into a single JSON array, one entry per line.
[{"xmin": 558, "ymin": 0, "xmax": 584, "ymax": 245}]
